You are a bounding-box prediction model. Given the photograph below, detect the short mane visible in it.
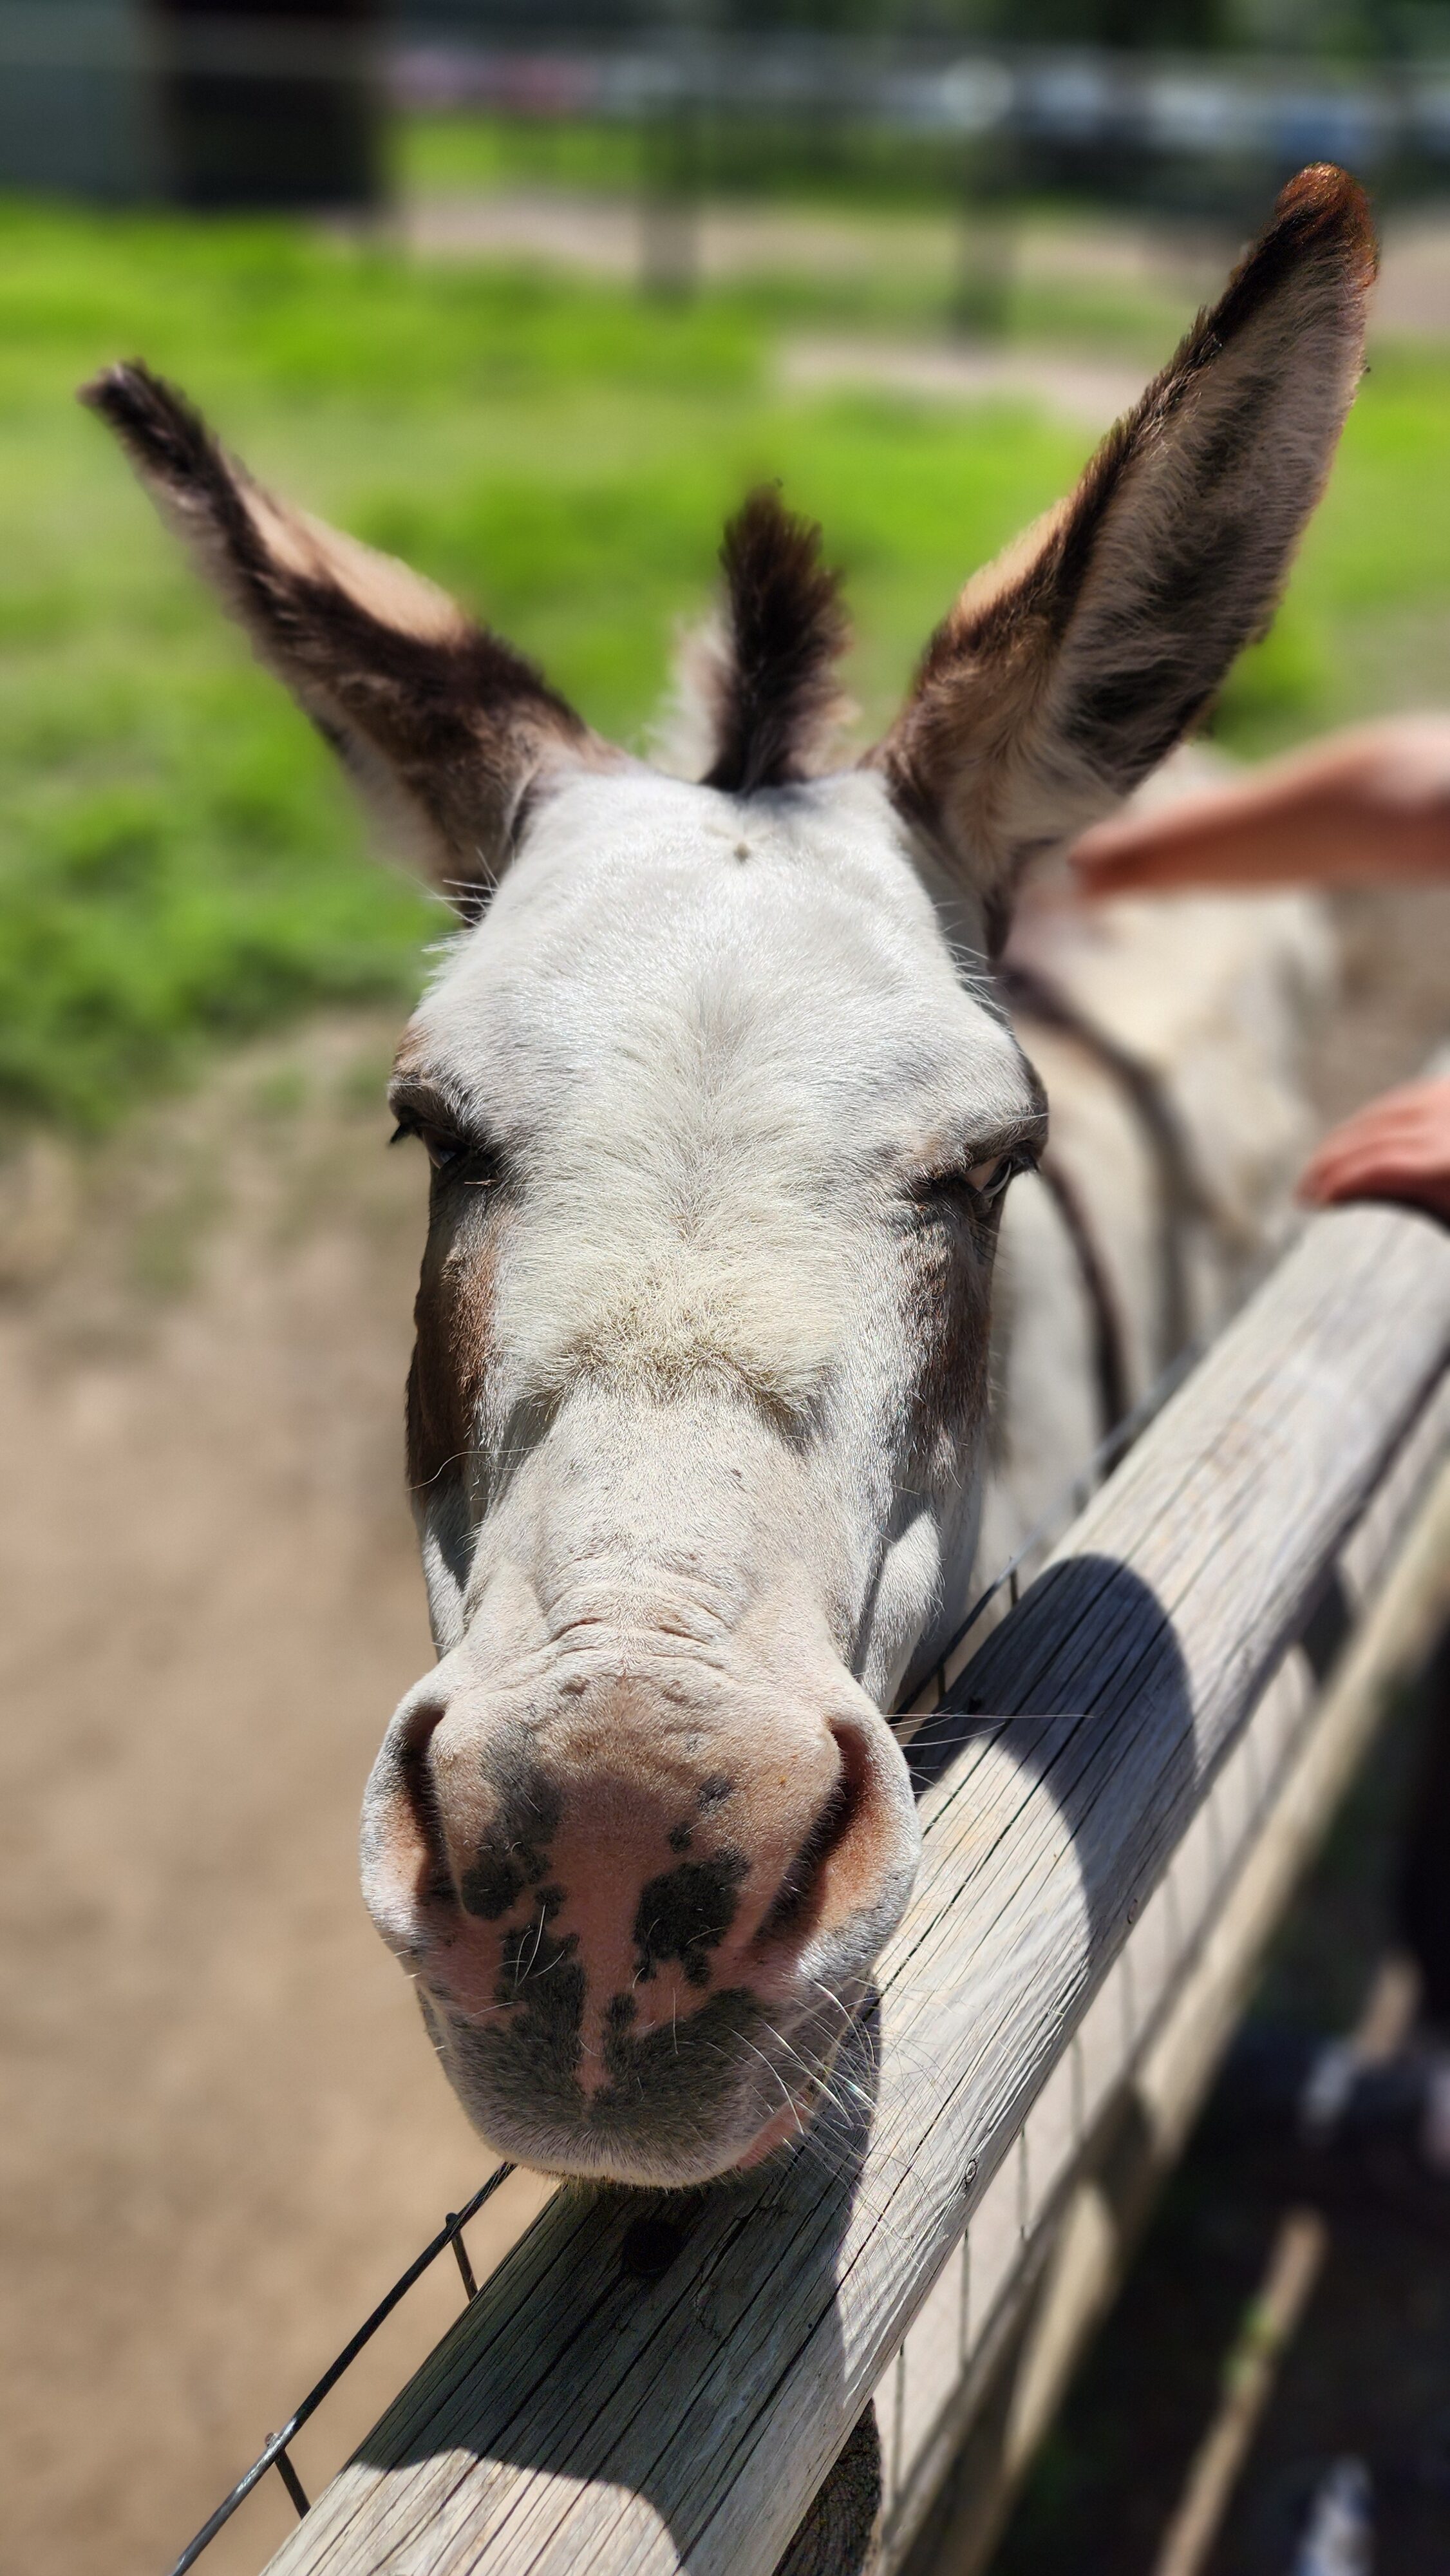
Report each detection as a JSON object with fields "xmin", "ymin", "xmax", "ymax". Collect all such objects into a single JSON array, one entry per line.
[{"xmin": 701, "ymin": 489, "xmax": 851, "ymax": 796}]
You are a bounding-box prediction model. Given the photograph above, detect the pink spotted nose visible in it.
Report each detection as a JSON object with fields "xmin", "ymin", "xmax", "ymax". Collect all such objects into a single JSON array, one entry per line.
[{"xmin": 361, "ymin": 1660, "xmax": 919, "ymax": 2185}]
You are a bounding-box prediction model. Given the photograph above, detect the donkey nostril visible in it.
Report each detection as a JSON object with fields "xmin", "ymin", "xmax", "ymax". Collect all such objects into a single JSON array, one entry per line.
[
  {"xmin": 755, "ymin": 1721, "xmax": 870, "ymax": 1950},
  {"xmin": 394, "ymin": 1698, "xmax": 453, "ymax": 1909}
]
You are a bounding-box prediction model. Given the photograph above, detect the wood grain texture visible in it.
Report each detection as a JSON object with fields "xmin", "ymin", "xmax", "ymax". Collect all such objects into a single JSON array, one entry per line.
[
  {"xmin": 265, "ymin": 1201, "xmax": 1450, "ymax": 2576},
  {"xmin": 886, "ymin": 1421, "xmax": 1450, "ymax": 2576}
]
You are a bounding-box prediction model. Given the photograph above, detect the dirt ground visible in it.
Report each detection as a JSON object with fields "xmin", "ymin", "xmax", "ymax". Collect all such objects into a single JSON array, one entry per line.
[
  {"xmin": 3, "ymin": 886, "xmax": 1450, "ymax": 2576},
  {"xmin": 0, "ymin": 1017, "xmax": 553, "ymax": 2576},
  {"xmin": 397, "ymin": 191, "xmax": 1450, "ymax": 342}
]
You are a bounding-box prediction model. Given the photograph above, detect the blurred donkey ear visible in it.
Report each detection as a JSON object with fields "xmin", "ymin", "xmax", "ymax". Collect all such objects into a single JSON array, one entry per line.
[
  {"xmin": 873, "ymin": 164, "xmax": 1377, "ymax": 948},
  {"xmin": 81, "ymin": 361, "xmax": 614, "ymax": 910}
]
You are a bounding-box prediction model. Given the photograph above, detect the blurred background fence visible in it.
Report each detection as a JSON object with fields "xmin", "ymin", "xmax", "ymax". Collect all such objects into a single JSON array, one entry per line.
[{"xmin": 10, "ymin": 3, "xmax": 1450, "ymax": 222}]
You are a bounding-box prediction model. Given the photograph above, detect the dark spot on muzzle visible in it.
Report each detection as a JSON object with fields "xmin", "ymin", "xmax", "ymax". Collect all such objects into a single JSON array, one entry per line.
[
  {"xmin": 494, "ymin": 1889, "xmax": 585, "ymax": 2074},
  {"xmin": 459, "ymin": 1763, "xmax": 563, "ymax": 1920},
  {"xmin": 633, "ymin": 1848, "xmax": 749, "ymax": 1989},
  {"xmin": 439, "ymin": 1973, "xmax": 796, "ymax": 2170}
]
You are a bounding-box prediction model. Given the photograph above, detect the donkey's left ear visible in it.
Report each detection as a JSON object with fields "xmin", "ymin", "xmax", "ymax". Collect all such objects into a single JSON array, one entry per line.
[
  {"xmin": 874, "ymin": 165, "xmax": 1376, "ymax": 947},
  {"xmin": 82, "ymin": 362, "xmax": 616, "ymax": 910}
]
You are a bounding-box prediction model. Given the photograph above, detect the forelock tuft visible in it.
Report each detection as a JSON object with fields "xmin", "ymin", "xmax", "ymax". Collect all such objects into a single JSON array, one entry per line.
[{"xmin": 701, "ymin": 489, "xmax": 851, "ymax": 795}]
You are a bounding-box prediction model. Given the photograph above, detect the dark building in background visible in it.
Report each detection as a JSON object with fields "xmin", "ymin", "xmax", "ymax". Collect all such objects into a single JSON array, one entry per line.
[
  {"xmin": 156, "ymin": 0, "xmax": 382, "ymax": 206},
  {"xmin": 0, "ymin": 3, "xmax": 154, "ymax": 200},
  {"xmin": 0, "ymin": 0, "xmax": 381, "ymax": 205}
]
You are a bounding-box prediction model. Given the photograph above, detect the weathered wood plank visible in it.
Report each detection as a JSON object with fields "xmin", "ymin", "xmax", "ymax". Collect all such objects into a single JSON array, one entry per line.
[
  {"xmin": 265, "ymin": 1201, "xmax": 1450, "ymax": 2576},
  {"xmin": 883, "ymin": 1378, "xmax": 1450, "ymax": 2568},
  {"xmin": 893, "ymin": 1440, "xmax": 1450, "ymax": 2576}
]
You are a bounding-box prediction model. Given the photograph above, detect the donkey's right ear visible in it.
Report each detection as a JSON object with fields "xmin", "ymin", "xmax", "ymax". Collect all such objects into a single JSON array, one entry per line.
[{"xmin": 82, "ymin": 363, "xmax": 616, "ymax": 910}]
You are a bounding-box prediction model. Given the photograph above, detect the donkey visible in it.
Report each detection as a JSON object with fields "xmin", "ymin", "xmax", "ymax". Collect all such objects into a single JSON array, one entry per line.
[{"xmin": 86, "ymin": 166, "xmax": 1373, "ymax": 2189}]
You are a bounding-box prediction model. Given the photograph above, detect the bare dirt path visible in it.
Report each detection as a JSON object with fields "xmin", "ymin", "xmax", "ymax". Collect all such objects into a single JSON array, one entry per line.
[
  {"xmin": 397, "ymin": 188, "xmax": 1450, "ymax": 342},
  {"xmin": 396, "ymin": 190, "xmax": 1225, "ymax": 299},
  {"xmin": 777, "ymin": 334, "xmax": 1144, "ymax": 430},
  {"xmin": 0, "ymin": 1018, "xmax": 549, "ymax": 2576}
]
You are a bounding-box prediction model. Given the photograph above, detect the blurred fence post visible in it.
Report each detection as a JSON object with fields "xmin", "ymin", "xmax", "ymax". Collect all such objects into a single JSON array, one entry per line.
[
  {"xmin": 954, "ymin": 147, "xmax": 1017, "ymax": 337},
  {"xmin": 639, "ymin": 75, "xmax": 702, "ymax": 301}
]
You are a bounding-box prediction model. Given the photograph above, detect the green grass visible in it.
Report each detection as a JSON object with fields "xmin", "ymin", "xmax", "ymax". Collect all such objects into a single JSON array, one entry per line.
[
  {"xmin": 1, "ymin": 194, "xmax": 1446, "ymax": 1134},
  {"xmin": 393, "ymin": 108, "xmax": 1005, "ymax": 211},
  {"xmin": 393, "ymin": 111, "xmax": 646, "ymax": 200}
]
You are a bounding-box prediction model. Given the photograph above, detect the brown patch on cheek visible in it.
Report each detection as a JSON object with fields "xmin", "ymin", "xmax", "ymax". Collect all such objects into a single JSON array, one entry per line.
[
  {"xmin": 904, "ymin": 1213, "xmax": 995, "ymax": 1484},
  {"xmin": 406, "ymin": 1190, "xmax": 503, "ymax": 1502}
]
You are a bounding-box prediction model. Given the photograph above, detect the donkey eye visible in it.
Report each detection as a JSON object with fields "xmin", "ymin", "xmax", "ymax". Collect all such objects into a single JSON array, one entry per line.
[
  {"xmin": 390, "ymin": 1119, "xmax": 470, "ymax": 1177},
  {"xmin": 966, "ymin": 1153, "xmax": 1016, "ymax": 1200},
  {"xmin": 941, "ymin": 1145, "xmax": 1037, "ymax": 1209},
  {"xmin": 422, "ymin": 1128, "xmax": 467, "ymax": 1176},
  {"xmin": 913, "ymin": 1145, "xmax": 1035, "ymax": 1222}
]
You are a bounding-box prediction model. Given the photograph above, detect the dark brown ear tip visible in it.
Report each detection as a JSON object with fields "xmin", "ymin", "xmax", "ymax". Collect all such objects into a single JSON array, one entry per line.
[
  {"xmin": 79, "ymin": 357, "xmax": 157, "ymax": 418},
  {"xmin": 77, "ymin": 357, "xmax": 216, "ymax": 480},
  {"xmin": 1271, "ymin": 163, "xmax": 1380, "ymax": 285},
  {"xmin": 77, "ymin": 360, "xmax": 127, "ymax": 419}
]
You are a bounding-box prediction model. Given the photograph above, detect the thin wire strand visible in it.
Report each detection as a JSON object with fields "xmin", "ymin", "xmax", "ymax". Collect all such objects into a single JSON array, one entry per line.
[{"xmin": 165, "ymin": 2163, "xmax": 515, "ymax": 2576}]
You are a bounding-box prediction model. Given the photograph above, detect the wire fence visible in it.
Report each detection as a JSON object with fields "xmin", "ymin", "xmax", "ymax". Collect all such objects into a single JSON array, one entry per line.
[
  {"xmin": 167, "ymin": 2162, "xmax": 516, "ymax": 2575},
  {"xmin": 5, "ymin": 14, "xmax": 1450, "ymax": 218}
]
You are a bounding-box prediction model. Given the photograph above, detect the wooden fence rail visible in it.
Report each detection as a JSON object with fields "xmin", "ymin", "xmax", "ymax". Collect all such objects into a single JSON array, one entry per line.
[
  {"xmin": 265, "ymin": 1197, "xmax": 1450, "ymax": 2576},
  {"xmin": 882, "ymin": 1390, "xmax": 1450, "ymax": 2576}
]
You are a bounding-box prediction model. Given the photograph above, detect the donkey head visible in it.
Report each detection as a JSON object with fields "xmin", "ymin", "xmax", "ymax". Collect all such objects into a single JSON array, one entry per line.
[{"xmin": 88, "ymin": 167, "xmax": 1373, "ymax": 2184}]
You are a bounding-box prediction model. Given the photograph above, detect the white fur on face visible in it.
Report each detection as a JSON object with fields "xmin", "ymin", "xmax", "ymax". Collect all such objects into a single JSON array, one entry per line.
[
  {"xmin": 364, "ymin": 764, "xmax": 1041, "ymax": 2180},
  {"xmin": 402, "ymin": 763, "xmax": 1037, "ymax": 1703}
]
